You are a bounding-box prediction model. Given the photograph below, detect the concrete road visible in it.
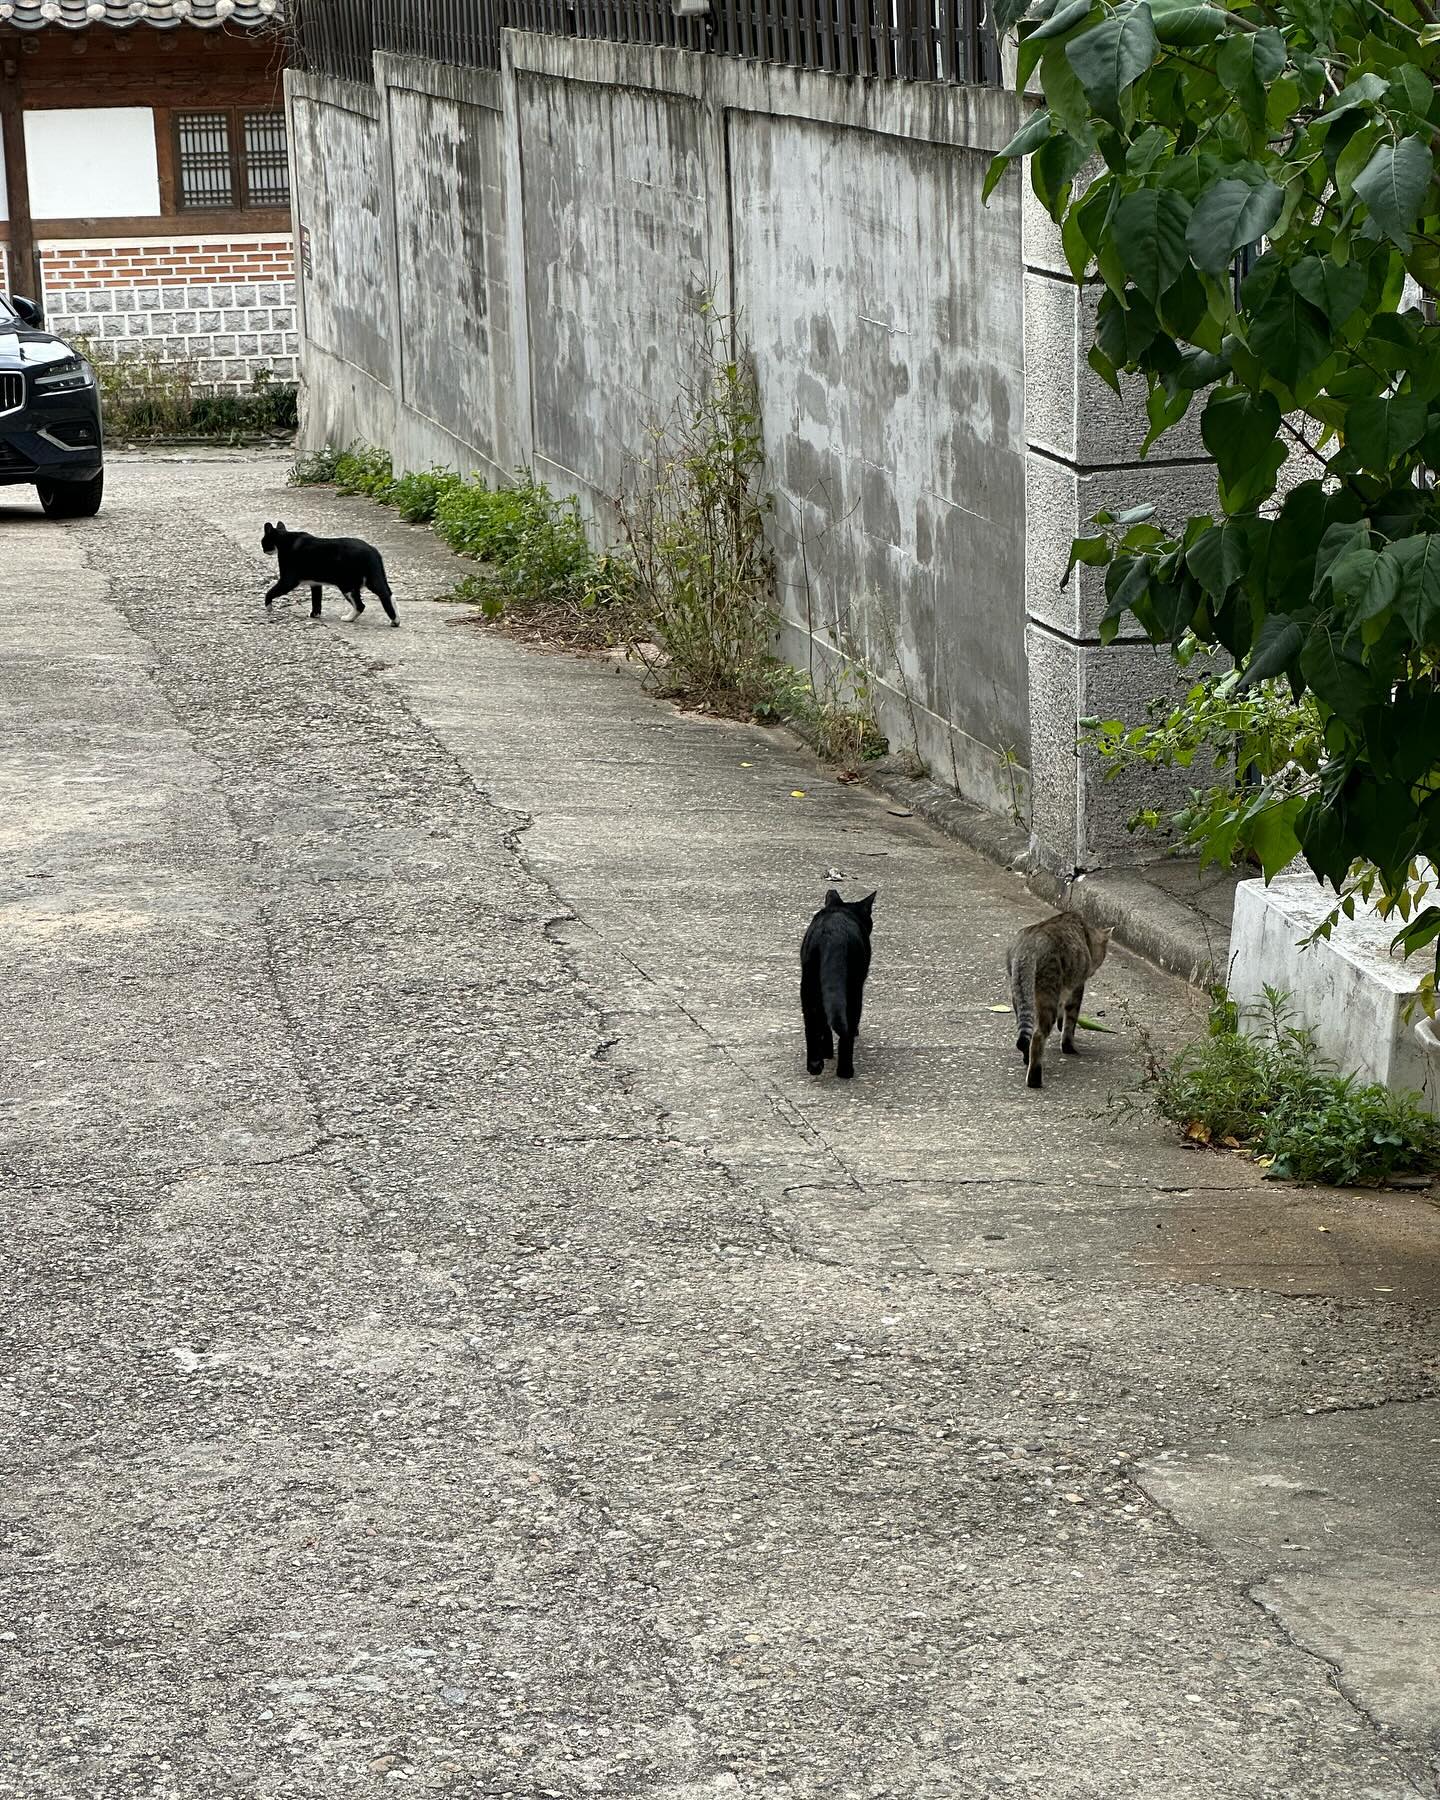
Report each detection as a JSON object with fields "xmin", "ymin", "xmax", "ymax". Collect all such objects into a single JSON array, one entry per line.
[{"xmin": 3, "ymin": 449, "xmax": 1439, "ymax": 1798}]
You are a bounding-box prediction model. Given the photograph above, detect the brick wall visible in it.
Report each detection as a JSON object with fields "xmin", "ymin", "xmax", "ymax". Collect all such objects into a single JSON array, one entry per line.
[{"xmin": 39, "ymin": 234, "xmax": 298, "ymax": 394}]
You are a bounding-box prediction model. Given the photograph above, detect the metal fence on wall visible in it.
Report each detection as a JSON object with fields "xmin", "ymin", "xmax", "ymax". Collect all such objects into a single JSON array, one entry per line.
[{"xmin": 292, "ymin": 0, "xmax": 999, "ymax": 86}]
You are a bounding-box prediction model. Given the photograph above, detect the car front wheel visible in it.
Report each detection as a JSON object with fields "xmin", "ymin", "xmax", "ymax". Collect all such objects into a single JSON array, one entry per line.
[{"xmin": 38, "ymin": 471, "xmax": 103, "ymax": 519}]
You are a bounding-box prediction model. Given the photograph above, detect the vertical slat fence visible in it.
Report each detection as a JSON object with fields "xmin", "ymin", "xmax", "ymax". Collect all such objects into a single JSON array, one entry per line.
[{"xmin": 291, "ymin": 0, "xmax": 1000, "ymax": 86}]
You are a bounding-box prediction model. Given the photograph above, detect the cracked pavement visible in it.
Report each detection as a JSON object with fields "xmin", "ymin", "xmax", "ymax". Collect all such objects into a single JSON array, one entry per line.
[{"xmin": 3, "ymin": 448, "xmax": 1440, "ymax": 1797}]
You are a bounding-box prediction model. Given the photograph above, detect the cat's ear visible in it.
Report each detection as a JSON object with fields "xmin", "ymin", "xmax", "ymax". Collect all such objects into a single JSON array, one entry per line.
[
  {"xmin": 823, "ymin": 888, "xmax": 844, "ymax": 909},
  {"xmin": 263, "ymin": 521, "xmax": 273, "ymax": 533},
  {"xmin": 276, "ymin": 520, "xmax": 286, "ymax": 533},
  {"xmin": 856, "ymin": 890, "xmax": 878, "ymax": 916}
]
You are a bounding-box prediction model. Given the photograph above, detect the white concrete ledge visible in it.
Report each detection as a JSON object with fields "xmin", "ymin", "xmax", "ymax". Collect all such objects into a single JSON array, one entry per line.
[{"xmin": 1228, "ymin": 876, "xmax": 1438, "ymax": 1108}]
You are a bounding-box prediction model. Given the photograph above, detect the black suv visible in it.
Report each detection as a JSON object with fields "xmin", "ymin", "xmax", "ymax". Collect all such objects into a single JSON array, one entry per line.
[{"xmin": 0, "ymin": 293, "xmax": 103, "ymax": 518}]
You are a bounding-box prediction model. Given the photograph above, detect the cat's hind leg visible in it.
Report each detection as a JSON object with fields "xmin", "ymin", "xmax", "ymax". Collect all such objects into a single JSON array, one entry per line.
[
  {"xmin": 1027, "ymin": 999, "xmax": 1057, "ymax": 1089},
  {"xmin": 1061, "ymin": 984, "xmax": 1085, "ymax": 1054},
  {"xmin": 835, "ymin": 1030, "xmax": 856, "ymax": 1081},
  {"xmin": 309, "ymin": 584, "xmax": 324, "ymax": 620},
  {"xmin": 801, "ymin": 965, "xmax": 831, "ymax": 1075}
]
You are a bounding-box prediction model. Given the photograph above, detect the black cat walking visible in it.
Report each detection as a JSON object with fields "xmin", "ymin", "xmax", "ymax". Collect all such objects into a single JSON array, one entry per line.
[
  {"xmin": 261, "ymin": 521, "xmax": 399, "ymax": 627},
  {"xmin": 801, "ymin": 888, "xmax": 877, "ymax": 1080}
]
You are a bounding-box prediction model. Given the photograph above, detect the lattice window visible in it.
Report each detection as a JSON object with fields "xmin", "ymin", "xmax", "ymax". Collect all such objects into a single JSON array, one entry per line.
[
  {"xmin": 174, "ymin": 109, "xmax": 289, "ymax": 211},
  {"xmin": 243, "ymin": 112, "xmax": 290, "ymax": 208}
]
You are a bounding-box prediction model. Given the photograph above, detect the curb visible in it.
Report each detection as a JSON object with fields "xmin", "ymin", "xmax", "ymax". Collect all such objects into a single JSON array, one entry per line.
[{"xmin": 851, "ymin": 753, "xmax": 1225, "ymax": 991}]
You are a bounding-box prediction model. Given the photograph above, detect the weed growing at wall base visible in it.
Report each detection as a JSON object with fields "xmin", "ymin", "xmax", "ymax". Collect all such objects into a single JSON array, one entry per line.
[
  {"xmin": 1122, "ymin": 988, "xmax": 1440, "ymax": 1187},
  {"xmin": 284, "ymin": 432, "xmax": 882, "ymax": 763},
  {"xmin": 612, "ymin": 310, "xmax": 777, "ymax": 714}
]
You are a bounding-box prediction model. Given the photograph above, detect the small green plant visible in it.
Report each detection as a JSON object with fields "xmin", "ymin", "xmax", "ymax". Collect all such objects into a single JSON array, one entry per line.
[
  {"xmin": 389, "ymin": 467, "xmax": 458, "ymax": 523},
  {"xmin": 333, "ymin": 443, "xmax": 395, "ymax": 501},
  {"xmin": 1131, "ymin": 986, "xmax": 1440, "ymax": 1186},
  {"xmin": 289, "ymin": 443, "xmax": 343, "ymax": 486},
  {"xmin": 768, "ymin": 663, "xmax": 888, "ymax": 774},
  {"xmin": 433, "ymin": 472, "xmax": 595, "ymax": 610}
]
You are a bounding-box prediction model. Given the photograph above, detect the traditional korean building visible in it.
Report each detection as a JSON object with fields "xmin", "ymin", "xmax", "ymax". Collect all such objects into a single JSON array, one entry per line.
[{"xmin": 0, "ymin": 0, "xmax": 295, "ymax": 391}]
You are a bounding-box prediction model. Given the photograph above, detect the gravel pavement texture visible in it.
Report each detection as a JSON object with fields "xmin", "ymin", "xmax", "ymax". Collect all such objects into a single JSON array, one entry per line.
[{"xmin": 4, "ymin": 449, "xmax": 1439, "ymax": 1798}]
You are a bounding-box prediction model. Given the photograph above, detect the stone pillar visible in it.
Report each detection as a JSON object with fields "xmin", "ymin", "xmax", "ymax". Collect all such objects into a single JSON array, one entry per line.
[{"xmin": 1022, "ymin": 184, "xmax": 1220, "ymax": 876}]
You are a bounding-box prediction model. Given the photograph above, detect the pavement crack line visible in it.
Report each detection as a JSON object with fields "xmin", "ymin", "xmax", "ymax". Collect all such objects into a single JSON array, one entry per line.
[{"xmin": 1245, "ymin": 1587, "xmax": 1438, "ymax": 1796}]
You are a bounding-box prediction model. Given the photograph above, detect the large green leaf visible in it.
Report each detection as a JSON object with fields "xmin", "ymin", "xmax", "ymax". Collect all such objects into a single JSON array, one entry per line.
[
  {"xmin": 1391, "ymin": 533, "xmax": 1440, "ymax": 642},
  {"xmin": 1185, "ymin": 178, "xmax": 1284, "ymax": 275},
  {"xmin": 1187, "ymin": 523, "xmax": 1249, "ymax": 597},
  {"xmin": 1344, "ymin": 393, "xmax": 1428, "ymax": 470},
  {"xmin": 1353, "ymin": 135, "xmax": 1436, "ymax": 246},
  {"xmin": 1040, "ymin": 39, "xmax": 1098, "ymax": 139},
  {"xmin": 1201, "ymin": 387, "xmax": 1281, "ymax": 491},
  {"xmin": 1316, "ymin": 71, "xmax": 1389, "ymax": 122},
  {"xmin": 1111, "ymin": 187, "xmax": 1192, "ymax": 301},
  {"xmin": 1031, "ymin": 128, "xmax": 1094, "ymax": 215},
  {"xmin": 1180, "ymin": 177, "xmax": 1281, "ymax": 275},
  {"xmin": 1249, "ymin": 797, "xmax": 1304, "ymax": 881},
  {"xmin": 1289, "ymin": 255, "xmax": 1367, "ymax": 328},
  {"xmin": 1145, "ymin": 0, "xmax": 1226, "ymax": 44},
  {"xmin": 1216, "ymin": 29, "xmax": 1286, "ymax": 128},
  {"xmin": 1238, "ymin": 612, "xmax": 1305, "ymax": 690},
  {"xmin": 1325, "ymin": 539, "xmax": 1404, "ymax": 630},
  {"xmin": 1296, "ymin": 792, "xmax": 1352, "ymax": 888},
  {"xmin": 1017, "ymin": 0, "xmax": 1097, "ymax": 83},
  {"xmin": 1066, "ymin": 4, "xmax": 1158, "ymax": 125},
  {"xmin": 983, "ymin": 109, "xmax": 1054, "ymax": 203},
  {"xmin": 1099, "ymin": 554, "xmax": 1155, "ymax": 642},
  {"xmin": 1028, "ymin": 0, "xmax": 1094, "ymax": 38},
  {"xmin": 1248, "ymin": 288, "xmax": 1331, "ymax": 391},
  {"xmin": 1299, "ymin": 628, "xmax": 1374, "ymax": 727},
  {"xmin": 1096, "ymin": 288, "xmax": 1160, "ymax": 365}
]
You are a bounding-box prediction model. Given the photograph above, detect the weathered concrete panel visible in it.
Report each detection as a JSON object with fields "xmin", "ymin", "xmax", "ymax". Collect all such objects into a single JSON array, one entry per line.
[
  {"xmin": 515, "ymin": 73, "xmax": 718, "ymax": 502},
  {"xmin": 289, "ymin": 86, "xmax": 390, "ymax": 389},
  {"xmin": 731, "ymin": 110, "xmax": 1028, "ymax": 810},
  {"xmin": 389, "ymin": 84, "xmax": 513, "ymax": 470}
]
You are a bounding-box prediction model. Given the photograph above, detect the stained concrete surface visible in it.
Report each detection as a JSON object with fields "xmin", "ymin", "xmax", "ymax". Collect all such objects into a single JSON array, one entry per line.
[{"xmin": 3, "ymin": 449, "xmax": 1440, "ymax": 1796}]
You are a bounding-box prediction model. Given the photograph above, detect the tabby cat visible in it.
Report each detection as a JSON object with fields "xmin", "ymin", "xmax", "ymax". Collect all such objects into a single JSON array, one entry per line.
[{"xmin": 1007, "ymin": 910, "xmax": 1110, "ymax": 1090}]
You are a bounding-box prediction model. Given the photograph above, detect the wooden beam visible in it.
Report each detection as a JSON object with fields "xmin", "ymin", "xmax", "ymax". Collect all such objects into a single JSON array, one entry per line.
[{"xmin": 0, "ymin": 48, "xmax": 35, "ymax": 299}]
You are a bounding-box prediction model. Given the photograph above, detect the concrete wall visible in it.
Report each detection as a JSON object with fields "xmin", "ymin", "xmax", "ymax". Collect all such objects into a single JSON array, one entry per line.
[
  {"xmin": 287, "ymin": 37, "xmax": 1210, "ymax": 866},
  {"xmin": 287, "ymin": 58, "xmax": 523, "ymax": 482}
]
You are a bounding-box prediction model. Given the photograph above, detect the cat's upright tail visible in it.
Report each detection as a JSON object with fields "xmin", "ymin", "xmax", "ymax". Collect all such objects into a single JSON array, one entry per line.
[
  {"xmin": 821, "ymin": 939, "xmax": 853, "ymax": 1043},
  {"xmin": 367, "ymin": 551, "xmax": 399, "ymax": 628},
  {"xmin": 1009, "ymin": 943, "xmax": 1036, "ymax": 1060}
]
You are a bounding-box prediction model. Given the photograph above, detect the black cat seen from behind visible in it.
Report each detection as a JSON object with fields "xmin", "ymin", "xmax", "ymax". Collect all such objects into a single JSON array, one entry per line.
[
  {"xmin": 801, "ymin": 888, "xmax": 877, "ymax": 1080},
  {"xmin": 261, "ymin": 520, "xmax": 398, "ymax": 627}
]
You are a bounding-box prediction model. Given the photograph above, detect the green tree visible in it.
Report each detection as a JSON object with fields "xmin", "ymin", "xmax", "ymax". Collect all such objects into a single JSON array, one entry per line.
[{"xmin": 988, "ymin": 0, "xmax": 1440, "ymax": 987}]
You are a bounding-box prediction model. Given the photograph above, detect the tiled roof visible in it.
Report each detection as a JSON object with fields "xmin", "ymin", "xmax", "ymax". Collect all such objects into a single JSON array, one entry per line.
[{"xmin": 0, "ymin": 0, "xmax": 282, "ymax": 26}]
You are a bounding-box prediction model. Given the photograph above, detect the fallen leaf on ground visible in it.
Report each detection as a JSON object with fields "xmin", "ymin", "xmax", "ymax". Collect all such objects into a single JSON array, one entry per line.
[
  {"xmin": 1184, "ymin": 1120, "xmax": 1212, "ymax": 1144},
  {"xmin": 888, "ymin": 807, "xmax": 914, "ymax": 817},
  {"xmin": 791, "ymin": 789, "xmax": 807, "ymax": 798},
  {"xmin": 837, "ymin": 771, "xmax": 859, "ymax": 784}
]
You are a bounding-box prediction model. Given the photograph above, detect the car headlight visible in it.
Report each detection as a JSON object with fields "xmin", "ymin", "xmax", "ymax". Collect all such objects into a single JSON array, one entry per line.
[{"xmin": 33, "ymin": 356, "xmax": 95, "ymax": 393}]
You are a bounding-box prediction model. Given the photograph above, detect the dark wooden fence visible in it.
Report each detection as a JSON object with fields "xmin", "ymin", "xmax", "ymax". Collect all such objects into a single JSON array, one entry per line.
[{"xmin": 292, "ymin": 0, "xmax": 999, "ymax": 87}]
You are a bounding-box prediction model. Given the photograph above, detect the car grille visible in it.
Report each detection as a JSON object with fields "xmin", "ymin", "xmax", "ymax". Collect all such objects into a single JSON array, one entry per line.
[{"xmin": 0, "ymin": 372, "xmax": 22, "ymax": 416}]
